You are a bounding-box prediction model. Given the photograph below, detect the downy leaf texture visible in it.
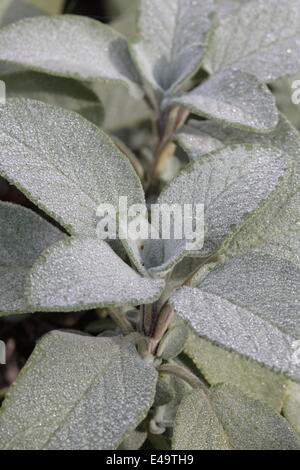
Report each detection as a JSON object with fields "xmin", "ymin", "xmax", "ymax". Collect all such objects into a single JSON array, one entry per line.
[
  {"xmin": 164, "ymin": 68, "xmax": 278, "ymax": 131},
  {"xmin": 170, "ymin": 252, "xmax": 300, "ymax": 382},
  {"xmin": 172, "ymin": 384, "xmax": 300, "ymax": 450},
  {"xmin": 26, "ymin": 237, "xmax": 165, "ymax": 312},
  {"xmin": 175, "ymin": 115, "xmax": 300, "ymax": 267},
  {"xmin": 0, "ymin": 99, "xmax": 145, "ymax": 237},
  {"xmin": 0, "ymin": 201, "xmax": 64, "ymax": 315},
  {"xmin": 0, "ymin": 331, "xmax": 157, "ymax": 449},
  {"xmin": 130, "ymin": 0, "xmax": 215, "ymax": 93},
  {"xmin": 184, "ymin": 332, "xmax": 287, "ymax": 411},
  {"xmin": 142, "ymin": 144, "xmax": 288, "ymax": 275},
  {"xmin": 0, "ymin": 15, "xmax": 142, "ymax": 97},
  {"xmin": 205, "ymin": 0, "xmax": 300, "ymax": 82}
]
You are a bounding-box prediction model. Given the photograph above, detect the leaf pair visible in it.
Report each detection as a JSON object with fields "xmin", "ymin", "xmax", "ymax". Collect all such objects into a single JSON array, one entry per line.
[
  {"xmin": 170, "ymin": 114, "xmax": 300, "ymax": 382},
  {"xmin": 0, "ymin": 0, "xmax": 293, "ymax": 132},
  {"xmin": 0, "ymin": 0, "xmax": 214, "ymax": 97},
  {"xmin": 0, "ymin": 99, "xmax": 164, "ymax": 315}
]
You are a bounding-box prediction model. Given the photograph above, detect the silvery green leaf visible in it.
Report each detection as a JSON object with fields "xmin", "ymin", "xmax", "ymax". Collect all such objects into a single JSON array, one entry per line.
[
  {"xmin": 216, "ymin": 0, "xmax": 248, "ymax": 19},
  {"xmin": 157, "ymin": 325, "xmax": 189, "ymax": 360},
  {"xmin": 0, "ymin": 15, "xmax": 142, "ymax": 98},
  {"xmin": 283, "ymin": 381, "xmax": 300, "ymax": 436},
  {"xmin": 92, "ymin": 81, "xmax": 149, "ymax": 131},
  {"xmin": 0, "ymin": 331, "xmax": 157, "ymax": 449},
  {"xmin": 142, "ymin": 144, "xmax": 288, "ymax": 275},
  {"xmin": 176, "ymin": 115, "xmax": 300, "ymax": 267},
  {"xmin": 1, "ymin": 71, "xmax": 104, "ymax": 126},
  {"xmin": 184, "ymin": 332, "xmax": 287, "ymax": 411},
  {"xmin": 0, "ymin": 99, "xmax": 145, "ymax": 236},
  {"xmin": 170, "ymin": 252, "xmax": 300, "ymax": 382},
  {"xmin": 26, "ymin": 237, "xmax": 165, "ymax": 311},
  {"xmin": 130, "ymin": 0, "xmax": 215, "ymax": 93},
  {"xmin": 204, "ymin": 0, "xmax": 300, "ymax": 82},
  {"xmin": 175, "ymin": 124, "xmax": 224, "ymax": 161},
  {"xmin": 164, "ymin": 69, "xmax": 278, "ymax": 131},
  {"xmin": 172, "ymin": 384, "xmax": 300, "ymax": 450},
  {"xmin": 0, "ymin": 202, "xmax": 63, "ymax": 316},
  {"xmin": 175, "ymin": 113, "xmax": 299, "ymax": 161},
  {"xmin": 226, "ymin": 167, "xmax": 300, "ymax": 267}
]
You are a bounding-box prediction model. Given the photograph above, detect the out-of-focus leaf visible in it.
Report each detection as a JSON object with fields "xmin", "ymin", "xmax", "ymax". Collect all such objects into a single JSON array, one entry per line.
[
  {"xmin": 1, "ymin": 71, "xmax": 104, "ymax": 125},
  {"xmin": 92, "ymin": 81, "xmax": 149, "ymax": 131},
  {"xmin": 184, "ymin": 332, "xmax": 287, "ymax": 411},
  {"xmin": 0, "ymin": 0, "xmax": 43, "ymax": 27},
  {"xmin": 283, "ymin": 381, "xmax": 300, "ymax": 436},
  {"xmin": 172, "ymin": 384, "xmax": 300, "ymax": 450}
]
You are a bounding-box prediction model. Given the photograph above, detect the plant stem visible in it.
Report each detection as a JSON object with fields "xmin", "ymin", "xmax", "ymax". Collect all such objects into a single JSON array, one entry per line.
[
  {"xmin": 148, "ymin": 304, "xmax": 175, "ymax": 354},
  {"xmin": 183, "ymin": 255, "xmax": 220, "ymax": 287},
  {"xmin": 106, "ymin": 308, "xmax": 134, "ymax": 334},
  {"xmin": 158, "ymin": 363, "xmax": 209, "ymax": 392},
  {"xmin": 151, "ymin": 141, "xmax": 177, "ymax": 181},
  {"xmin": 141, "ymin": 303, "xmax": 154, "ymax": 336},
  {"xmin": 150, "ymin": 106, "xmax": 190, "ymax": 183},
  {"xmin": 111, "ymin": 135, "xmax": 144, "ymax": 180}
]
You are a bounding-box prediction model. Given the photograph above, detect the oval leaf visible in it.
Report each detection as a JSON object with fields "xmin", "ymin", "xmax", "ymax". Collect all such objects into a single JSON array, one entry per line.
[
  {"xmin": 173, "ymin": 384, "xmax": 300, "ymax": 450},
  {"xmin": 27, "ymin": 237, "xmax": 165, "ymax": 311},
  {"xmin": 1, "ymin": 70, "xmax": 104, "ymax": 126},
  {"xmin": 130, "ymin": 0, "xmax": 215, "ymax": 93},
  {"xmin": 0, "ymin": 331, "xmax": 157, "ymax": 449},
  {"xmin": 165, "ymin": 69, "xmax": 278, "ymax": 131},
  {"xmin": 170, "ymin": 252, "xmax": 300, "ymax": 382},
  {"xmin": 143, "ymin": 144, "xmax": 288, "ymax": 275},
  {"xmin": 0, "ymin": 99, "xmax": 145, "ymax": 236},
  {"xmin": 0, "ymin": 201, "xmax": 63, "ymax": 315},
  {"xmin": 204, "ymin": 0, "xmax": 300, "ymax": 81},
  {"xmin": 0, "ymin": 15, "xmax": 141, "ymax": 97}
]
